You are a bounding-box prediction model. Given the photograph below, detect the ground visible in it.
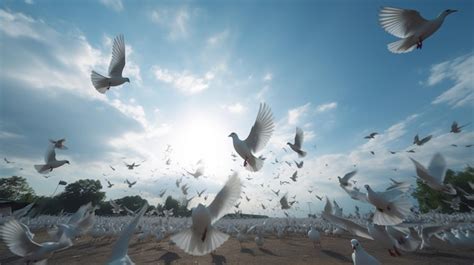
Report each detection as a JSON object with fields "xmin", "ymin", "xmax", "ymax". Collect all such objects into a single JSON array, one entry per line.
[{"xmin": 1, "ymin": 232, "xmax": 473, "ymax": 265}]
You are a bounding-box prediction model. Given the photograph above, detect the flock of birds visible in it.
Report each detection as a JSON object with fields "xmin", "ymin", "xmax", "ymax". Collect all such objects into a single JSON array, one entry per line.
[{"xmin": 1, "ymin": 5, "xmax": 473, "ymax": 265}]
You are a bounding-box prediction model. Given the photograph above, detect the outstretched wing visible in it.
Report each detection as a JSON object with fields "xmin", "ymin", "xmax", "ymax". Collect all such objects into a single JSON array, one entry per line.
[
  {"xmin": 379, "ymin": 7, "xmax": 428, "ymax": 38},
  {"xmin": 341, "ymin": 170, "xmax": 357, "ymax": 183},
  {"xmin": 427, "ymin": 153, "xmax": 447, "ymax": 182},
  {"xmin": 207, "ymin": 173, "xmax": 241, "ymax": 223},
  {"xmin": 108, "ymin": 34, "xmax": 126, "ymax": 77},
  {"xmin": 294, "ymin": 127, "xmax": 304, "ymax": 149},
  {"xmin": 244, "ymin": 103, "xmax": 275, "ymax": 154},
  {"xmin": 410, "ymin": 157, "xmax": 440, "ymax": 185},
  {"xmin": 1, "ymin": 219, "xmax": 41, "ymax": 257}
]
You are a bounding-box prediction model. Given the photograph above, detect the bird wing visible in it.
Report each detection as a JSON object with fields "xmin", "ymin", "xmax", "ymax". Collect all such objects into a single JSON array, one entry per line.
[
  {"xmin": 207, "ymin": 173, "xmax": 241, "ymax": 224},
  {"xmin": 244, "ymin": 103, "xmax": 274, "ymax": 154},
  {"xmin": 109, "ymin": 203, "xmax": 147, "ymax": 263},
  {"xmin": 410, "ymin": 157, "xmax": 440, "ymax": 185},
  {"xmin": 1, "ymin": 219, "xmax": 41, "ymax": 257},
  {"xmin": 294, "ymin": 127, "xmax": 304, "ymax": 149},
  {"xmin": 379, "ymin": 7, "xmax": 428, "ymax": 38},
  {"xmin": 451, "ymin": 121, "xmax": 458, "ymax": 131},
  {"xmin": 108, "ymin": 34, "xmax": 126, "ymax": 77},
  {"xmin": 419, "ymin": 135, "xmax": 432, "ymax": 145},
  {"xmin": 427, "ymin": 153, "xmax": 447, "ymax": 183},
  {"xmin": 341, "ymin": 170, "xmax": 357, "ymax": 183},
  {"xmin": 44, "ymin": 144, "xmax": 56, "ymax": 163}
]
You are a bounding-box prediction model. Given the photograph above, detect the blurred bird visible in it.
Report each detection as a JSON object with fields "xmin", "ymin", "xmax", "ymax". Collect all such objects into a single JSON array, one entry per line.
[
  {"xmin": 290, "ymin": 171, "xmax": 298, "ymax": 182},
  {"xmin": 34, "ymin": 144, "xmax": 69, "ymax": 174},
  {"xmin": 171, "ymin": 173, "xmax": 241, "ymax": 256},
  {"xmin": 451, "ymin": 121, "xmax": 469, "ymax": 133},
  {"xmin": 91, "ymin": 34, "xmax": 130, "ymax": 93},
  {"xmin": 125, "ymin": 179, "xmax": 137, "ymax": 188},
  {"xmin": 49, "ymin": 138, "xmax": 68, "ymax": 150},
  {"xmin": 351, "ymin": 239, "xmax": 381, "ymax": 265},
  {"xmin": 379, "ymin": 7, "xmax": 457, "ymax": 53},
  {"xmin": 413, "ymin": 134, "xmax": 432, "ymax": 146},
  {"xmin": 410, "ymin": 153, "xmax": 457, "ymax": 195},
  {"xmin": 364, "ymin": 132, "xmax": 378, "ymax": 139},
  {"xmin": 124, "ymin": 162, "xmax": 140, "ymax": 170},
  {"xmin": 338, "ymin": 170, "xmax": 357, "ymax": 187},
  {"xmin": 287, "ymin": 127, "xmax": 307, "ymax": 158}
]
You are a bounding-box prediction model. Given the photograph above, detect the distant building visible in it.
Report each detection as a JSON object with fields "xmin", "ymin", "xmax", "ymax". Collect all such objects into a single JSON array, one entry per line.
[{"xmin": 0, "ymin": 200, "xmax": 28, "ymax": 217}]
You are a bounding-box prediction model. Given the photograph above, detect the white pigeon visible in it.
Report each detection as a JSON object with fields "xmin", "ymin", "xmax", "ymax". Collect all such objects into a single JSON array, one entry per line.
[
  {"xmin": 365, "ymin": 184, "xmax": 412, "ymax": 226},
  {"xmin": 110, "ymin": 200, "xmax": 124, "ymax": 214},
  {"xmin": 229, "ymin": 103, "xmax": 274, "ymax": 171},
  {"xmin": 351, "ymin": 239, "xmax": 381, "ymax": 265},
  {"xmin": 307, "ymin": 226, "xmax": 321, "ymax": 248},
  {"xmin": 410, "ymin": 153, "xmax": 457, "ymax": 195},
  {"xmin": 1, "ymin": 219, "xmax": 73, "ymax": 265},
  {"xmin": 49, "ymin": 138, "xmax": 68, "ymax": 150},
  {"xmin": 287, "ymin": 127, "xmax": 307, "ymax": 158},
  {"xmin": 91, "ymin": 34, "xmax": 130, "ymax": 93},
  {"xmin": 379, "ymin": 7, "xmax": 457, "ymax": 53},
  {"xmin": 107, "ymin": 203, "xmax": 148, "ymax": 265},
  {"xmin": 171, "ymin": 173, "xmax": 241, "ymax": 256},
  {"xmin": 338, "ymin": 170, "xmax": 357, "ymax": 187},
  {"xmin": 34, "ymin": 144, "xmax": 69, "ymax": 174}
]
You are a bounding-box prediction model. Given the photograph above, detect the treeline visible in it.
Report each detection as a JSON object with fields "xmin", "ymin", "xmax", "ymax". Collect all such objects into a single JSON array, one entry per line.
[{"xmin": 0, "ymin": 176, "xmax": 191, "ymax": 217}]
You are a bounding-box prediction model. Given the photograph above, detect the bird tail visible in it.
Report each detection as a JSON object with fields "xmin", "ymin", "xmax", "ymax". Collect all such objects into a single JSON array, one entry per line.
[
  {"xmin": 297, "ymin": 150, "xmax": 307, "ymax": 158},
  {"xmin": 34, "ymin": 164, "xmax": 49, "ymax": 174},
  {"xmin": 373, "ymin": 196, "xmax": 412, "ymax": 226},
  {"xmin": 171, "ymin": 226, "xmax": 229, "ymax": 256},
  {"xmin": 387, "ymin": 37, "xmax": 417, "ymax": 54},
  {"xmin": 246, "ymin": 155, "xmax": 264, "ymax": 172},
  {"xmin": 90, "ymin": 71, "xmax": 110, "ymax": 93}
]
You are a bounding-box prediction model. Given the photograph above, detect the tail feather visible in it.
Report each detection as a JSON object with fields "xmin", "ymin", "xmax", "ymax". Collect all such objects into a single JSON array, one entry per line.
[
  {"xmin": 246, "ymin": 155, "xmax": 264, "ymax": 172},
  {"xmin": 91, "ymin": 71, "xmax": 110, "ymax": 93},
  {"xmin": 297, "ymin": 150, "xmax": 307, "ymax": 158},
  {"xmin": 171, "ymin": 226, "xmax": 229, "ymax": 256},
  {"xmin": 34, "ymin": 164, "xmax": 49, "ymax": 174},
  {"xmin": 388, "ymin": 38, "xmax": 417, "ymax": 54},
  {"xmin": 373, "ymin": 196, "xmax": 412, "ymax": 226}
]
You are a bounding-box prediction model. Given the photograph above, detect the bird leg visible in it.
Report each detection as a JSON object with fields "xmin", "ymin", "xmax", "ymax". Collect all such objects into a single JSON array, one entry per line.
[
  {"xmin": 243, "ymin": 157, "xmax": 248, "ymax": 167},
  {"xmin": 394, "ymin": 247, "xmax": 402, "ymax": 256},
  {"xmin": 416, "ymin": 38, "xmax": 423, "ymax": 49},
  {"xmin": 388, "ymin": 249, "xmax": 396, "ymax": 257}
]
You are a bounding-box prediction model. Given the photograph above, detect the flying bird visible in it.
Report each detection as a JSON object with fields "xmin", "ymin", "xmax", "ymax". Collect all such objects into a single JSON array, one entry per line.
[
  {"xmin": 125, "ymin": 179, "xmax": 136, "ymax": 188},
  {"xmin": 294, "ymin": 160, "xmax": 304, "ymax": 169},
  {"xmin": 124, "ymin": 162, "xmax": 140, "ymax": 170},
  {"xmin": 49, "ymin": 138, "xmax": 68, "ymax": 150},
  {"xmin": 109, "ymin": 165, "xmax": 116, "ymax": 171},
  {"xmin": 105, "ymin": 179, "xmax": 114, "ymax": 188},
  {"xmin": 410, "ymin": 153, "xmax": 457, "ymax": 195},
  {"xmin": 364, "ymin": 132, "xmax": 378, "ymax": 139},
  {"xmin": 338, "ymin": 170, "xmax": 357, "ymax": 187},
  {"xmin": 107, "ymin": 203, "xmax": 147, "ymax": 265},
  {"xmin": 197, "ymin": 189, "xmax": 206, "ymax": 197},
  {"xmin": 379, "ymin": 7, "xmax": 457, "ymax": 53},
  {"xmin": 229, "ymin": 103, "xmax": 274, "ymax": 172},
  {"xmin": 4, "ymin": 157, "xmax": 14, "ymax": 164},
  {"xmin": 365, "ymin": 184, "xmax": 412, "ymax": 226},
  {"xmin": 287, "ymin": 127, "xmax": 307, "ymax": 158},
  {"xmin": 413, "ymin": 134, "xmax": 432, "ymax": 146},
  {"xmin": 280, "ymin": 194, "xmax": 292, "ymax": 210},
  {"xmin": 1, "ymin": 219, "xmax": 73, "ymax": 264},
  {"xmin": 91, "ymin": 34, "xmax": 130, "ymax": 93},
  {"xmin": 290, "ymin": 171, "xmax": 298, "ymax": 182},
  {"xmin": 34, "ymin": 145, "xmax": 69, "ymax": 174},
  {"xmin": 450, "ymin": 121, "xmax": 469, "ymax": 133},
  {"xmin": 171, "ymin": 173, "xmax": 241, "ymax": 256}
]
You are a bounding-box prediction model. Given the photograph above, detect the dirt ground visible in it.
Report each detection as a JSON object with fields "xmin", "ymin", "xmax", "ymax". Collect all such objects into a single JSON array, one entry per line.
[{"xmin": 1, "ymin": 232, "xmax": 473, "ymax": 265}]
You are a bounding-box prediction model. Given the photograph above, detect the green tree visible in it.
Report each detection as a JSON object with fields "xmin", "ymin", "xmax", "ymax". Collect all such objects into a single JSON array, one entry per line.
[
  {"xmin": 163, "ymin": 195, "xmax": 191, "ymax": 217},
  {"xmin": 0, "ymin": 176, "xmax": 35, "ymax": 202},
  {"xmin": 413, "ymin": 167, "xmax": 474, "ymax": 213},
  {"xmin": 56, "ymin": 179, "xmax": 105, "ymax": 212},
  {"xmin": 116, "ymin": 195, "xmax": 148, "ymax": 212}
]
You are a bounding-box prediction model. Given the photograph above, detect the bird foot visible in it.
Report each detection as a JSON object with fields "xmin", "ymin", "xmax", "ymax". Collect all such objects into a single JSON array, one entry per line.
[
  {"xmin": 243, "ymin": 157, "xmax": 248, "ymax": 167},
  {"xmin": 388, "ymin": 249, "xmax": 396, "ymax": 257},
  {"xmin": 416, "ymin": 39, "xmax": 423, "ymax": 49}
]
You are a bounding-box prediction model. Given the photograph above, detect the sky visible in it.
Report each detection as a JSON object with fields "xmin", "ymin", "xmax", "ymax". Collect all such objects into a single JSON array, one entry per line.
[{"xmin": 0, "ymin": 0, "xmax": 473, "ymax": 217}]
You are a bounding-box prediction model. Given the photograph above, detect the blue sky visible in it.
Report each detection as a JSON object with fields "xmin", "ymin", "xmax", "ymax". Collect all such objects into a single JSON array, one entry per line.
[{"xmin": 0, "ymin": 0, "xmax": 473, "ymax": 217}]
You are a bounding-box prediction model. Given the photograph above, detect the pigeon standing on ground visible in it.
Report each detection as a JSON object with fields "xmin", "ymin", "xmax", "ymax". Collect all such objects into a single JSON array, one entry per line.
[
  {"xmin": 34, "ymin": 144, "xmax": 69, "ymax": 174},
  {"xmin": 379, "ymin": 7, "xmax": 457, "ymax": 53},
  {"xmin": 91, "ymin": 34, "xmax": 130, "ymax": 93},
  {"xmin": 287, "ymin": 127, "xmax": 307, "ymax": 158},
  {"xmin": 171, "ymin": 173, "xmax": 241, "ymax": 256},
  {"xmin": 351, "ymin": 239, "xmax": 381, "ymax": 265},
  {"xmin": 308, "ymin": 226, "xmax": 321, "ymax": 248},
  {"xmin": 410, "ymin": 153, "xmax": 457, "ymax": 195},
  {"xmin": 229, "ymin": 103, "xmax": 274, "ymax": 172}
]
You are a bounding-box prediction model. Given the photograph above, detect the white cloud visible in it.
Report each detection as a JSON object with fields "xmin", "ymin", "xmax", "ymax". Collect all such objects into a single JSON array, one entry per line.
[
  {"xmin": 256, "ymin": 85, "xmax": 270, "ymax": 100},
  {"xmin": 24, "ymin": 0, "xmax": 34, "ymax": 4},
  {"xmin": 316, "ymin": 102, "xmax": 338, "ymax": 113},
  {"xmin": 0, "ymin": 130, "xmax": 22, "ymax": 139},
  {"xmin": 99, "ymin": 0, "xmax": 123, "ymax": 12},
  {"xmin": 207, "ymin": 30, "xmax": 229, "ymax": 46},
  {"xmin": 150, "ymin": 7, "xmax": 193, "ymax": 40},
  {"xmin": 427, "ymin": 53, "xmax": 474, "ymax": 107},
  {"xmin": 223, "ymin": 103, "xmax": 246, "ymax": 114},
  {"xmin": 263, "ymin": 72, "xmax": 273, "ymax": 82},
  {"xmin": 288, "ymin": 103, "xmax": 311, "ymax": 125},
  {"xmin": 152, "ymin": 66, "xmax": 214, "ymax": 94},
  {"xmin": 109, "ymin": 99, "xmax": 147, "ymax": 128}
]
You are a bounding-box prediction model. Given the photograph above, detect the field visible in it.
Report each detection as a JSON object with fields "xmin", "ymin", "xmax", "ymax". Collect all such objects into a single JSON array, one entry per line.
[{"xmin": 1, "ymin": 231, "xmax": 473, "ymax": 265}]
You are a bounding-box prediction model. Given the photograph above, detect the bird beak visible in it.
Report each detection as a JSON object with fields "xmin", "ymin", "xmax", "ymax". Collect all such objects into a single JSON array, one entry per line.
[{"xmin": 228, "ymin": 134, "xmax": 232, "ymax": 137}]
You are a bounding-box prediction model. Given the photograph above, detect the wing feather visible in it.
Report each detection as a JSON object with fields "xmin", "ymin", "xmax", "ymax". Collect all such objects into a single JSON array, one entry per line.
[
  {"xmin": 207, "ymin": 173, "xmax": 241, "ymax": 223},
  {"xmin": 244, "ymin": 103, "xmax": 275, "ymax": 154},
  {"xmin": 379, "ymin": 7, "xmax": 428, "ymax": 38},
  {"xmin": 294, "ymin": 127, "xmax": 304, "ymax": 149},
  {"xmin": 108, "ymin": 34, "xmax": 126, "ymax": 77},
  {"xmin": 1, "ymin": 219, "xmax": 41, "ymax": 257}
]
